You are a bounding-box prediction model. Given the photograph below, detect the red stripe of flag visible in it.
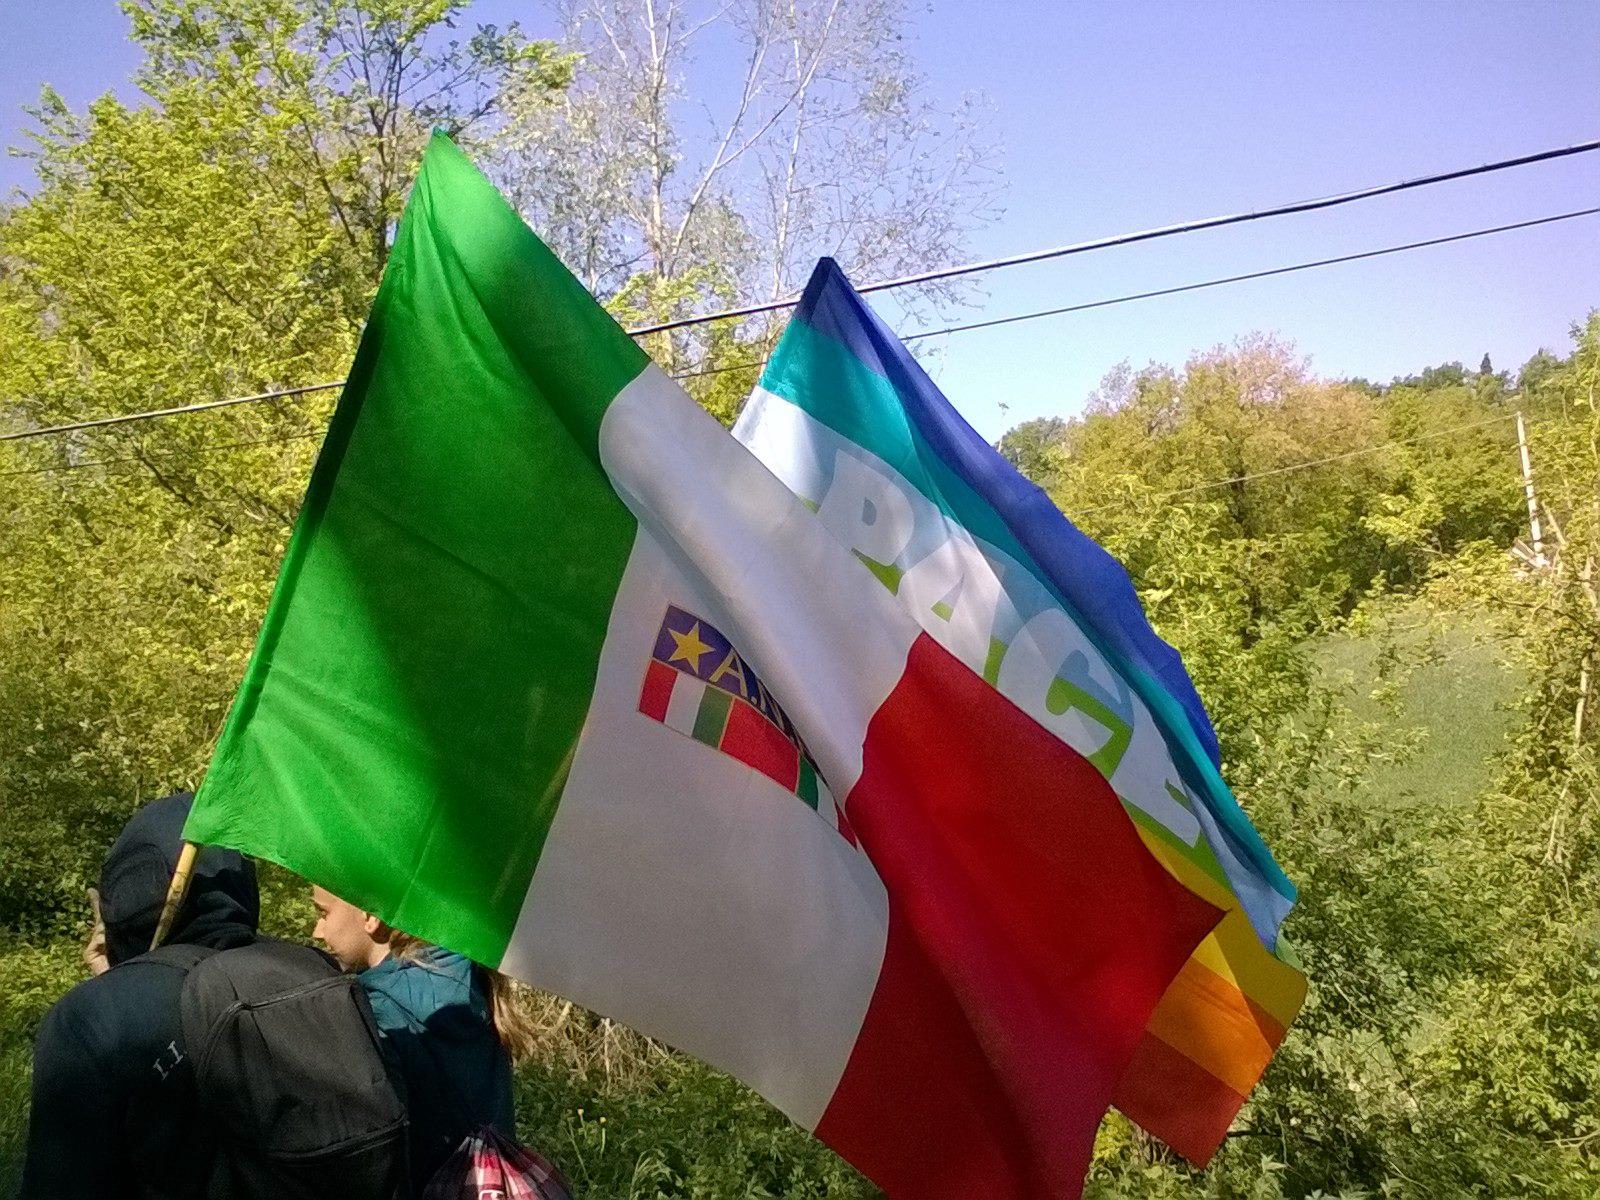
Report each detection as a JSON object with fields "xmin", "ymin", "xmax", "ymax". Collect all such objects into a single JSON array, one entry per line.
[
  {"xmin": 638, "ymin": 659, "xmax": 677, "ymax": 722},
  {"xmin": 1114, "ymin": 1032, "xmax": 1247, "ymax": 1165},
  {"xmin": 721, "ymin": 699, "xmax": 801, "ymax": 790},
  {"xmin": 816, "ymin": 634, "xmax": 1222, "ymax": 1199}
]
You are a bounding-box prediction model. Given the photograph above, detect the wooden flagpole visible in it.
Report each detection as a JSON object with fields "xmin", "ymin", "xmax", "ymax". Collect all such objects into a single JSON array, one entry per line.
[{"xmin": 149, "ymin": 841, "xmax": 199, "ymax": 950}]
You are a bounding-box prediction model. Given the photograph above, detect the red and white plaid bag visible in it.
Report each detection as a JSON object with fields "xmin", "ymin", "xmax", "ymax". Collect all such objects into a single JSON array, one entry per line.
[{"xmin": 421, "ymin": 1126, "xmax": 573, "ymax": 1200}]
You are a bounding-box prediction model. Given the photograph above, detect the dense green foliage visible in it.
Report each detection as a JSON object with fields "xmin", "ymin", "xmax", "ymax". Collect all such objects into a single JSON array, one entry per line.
[
  {"xmin": 1059, "ymin": 326, "xmax": 1600, "ymax": 1199},
  {"xmin": 2, "ymin": 3, "xmax": 1597, "ymax": 1196},
  {"xmin": 1, "ymin": 0, "xmax": 570, "ymax": 942}
]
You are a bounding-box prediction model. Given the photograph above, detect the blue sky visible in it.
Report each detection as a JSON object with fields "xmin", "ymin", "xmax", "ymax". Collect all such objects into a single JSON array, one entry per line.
[{"xmin": 3, "ymin": 1, "xmax": 1597, "ymax": 440}]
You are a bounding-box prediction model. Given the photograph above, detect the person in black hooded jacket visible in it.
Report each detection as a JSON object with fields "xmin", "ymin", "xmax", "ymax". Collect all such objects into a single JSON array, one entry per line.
[{"xmin": 19, "ymin": 791, "xmax": 260, "ymax": 1200}]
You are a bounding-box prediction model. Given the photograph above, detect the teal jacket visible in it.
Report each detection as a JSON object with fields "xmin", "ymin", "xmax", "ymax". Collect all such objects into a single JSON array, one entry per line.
[{"xmin": 360, "ymin": 947, "xmax": 515, "ymax": 1195}]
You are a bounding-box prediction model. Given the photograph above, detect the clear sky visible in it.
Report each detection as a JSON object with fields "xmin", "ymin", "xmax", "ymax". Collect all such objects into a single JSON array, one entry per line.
[{"xmin": 2, "ymin": 1, "xmax": 1597, "ymax": 440}]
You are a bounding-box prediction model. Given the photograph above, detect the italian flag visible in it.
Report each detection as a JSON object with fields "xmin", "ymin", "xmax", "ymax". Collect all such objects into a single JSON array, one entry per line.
[{"xmin": 187, "ymin": 134, "xmax": 1223, "ymax": 1198}]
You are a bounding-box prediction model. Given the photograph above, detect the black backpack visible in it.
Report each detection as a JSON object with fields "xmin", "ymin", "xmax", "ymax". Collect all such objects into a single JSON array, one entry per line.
[{"xmin": 144, "ymin": 939, "xmax": 410, "ymax": 1200}]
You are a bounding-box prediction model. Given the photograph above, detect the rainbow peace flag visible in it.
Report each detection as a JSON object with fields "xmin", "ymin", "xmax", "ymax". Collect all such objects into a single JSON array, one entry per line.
[{"xmin": 734, "ymin": 259, "xmax": 1308, "ymax": 1162}]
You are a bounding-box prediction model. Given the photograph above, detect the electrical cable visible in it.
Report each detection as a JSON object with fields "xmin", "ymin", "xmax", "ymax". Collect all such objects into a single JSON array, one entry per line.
[
  {"xmin": 669, "ymin": 206, "xmax": 1600, "ymax": 382},
  {"xmin": 902, "ymin": 208, "xmax": 1600, "ymax": 344},
  {"xmin": 629, "ymin": 137, "xmax": 1600, "ymax": 336},
  {"xmin": 0, "ymin": 431, "xmax": 322, "ymax": 479},
  {"xmin": 4, "ymin": 183, "xmax": 1596, "ymax": 443},
  {"xmin": 0, "ymin": 383, "xmax": 341, "ymax": 444}
]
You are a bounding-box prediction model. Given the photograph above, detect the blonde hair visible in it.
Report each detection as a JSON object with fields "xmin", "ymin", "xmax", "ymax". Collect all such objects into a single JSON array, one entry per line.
[{"xmin": 386, "ymin": 929, "xmax": 541, "ymax": 1065}]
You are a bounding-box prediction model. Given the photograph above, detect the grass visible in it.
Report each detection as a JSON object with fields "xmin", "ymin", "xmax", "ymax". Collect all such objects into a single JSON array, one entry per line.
[{"xmin": 508, "ymin": 998, "xmax": 877, "ymax": 1199}]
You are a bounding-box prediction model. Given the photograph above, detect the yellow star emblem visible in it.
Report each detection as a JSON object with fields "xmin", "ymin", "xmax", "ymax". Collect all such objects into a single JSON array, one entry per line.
[{"xmin": 667, "ymin": 621, "xmax": 713, "ymax": 673}]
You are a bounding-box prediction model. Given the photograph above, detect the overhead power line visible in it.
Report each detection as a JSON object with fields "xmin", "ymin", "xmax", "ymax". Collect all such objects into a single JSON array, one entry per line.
[
  {"xmin": 0, "ymin": 431, "xmax": 322, "ymax": 480},
  {"xmin": 2, "ymin": 135, "xmax": 1596, "ymax": 443},
  {"xmin": 631, "ymin": 137, "xmax": 1600, "ymax": 336},
  {"xmin": 669, "ymin": 205, "xmax": 1600, "ymax": 382},
  {"xmin": 8, "ymin": 406, "xmax": 1533, "ymax": 529},
  {"xmin": 5, "ymin": 206, "xmax": 1591, "ymax": 443},
  {"xmin": 6, "ymin": 201, "xmax": 1593, "ymax": 446},
  {"xmin": 899, "ymin": 207, "xmax": 1600, "ymax": 345},
  {"xmin": 1, "ymin": 382, "xmax": 342, "ymax": 445}
]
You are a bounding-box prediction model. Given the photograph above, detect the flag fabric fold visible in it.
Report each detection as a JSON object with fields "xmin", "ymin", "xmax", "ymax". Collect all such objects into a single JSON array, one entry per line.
[
  {"xmin": 186, "ymin": 133, "xmax": 1253, "ymax": 1197},
  {"xmin": 732, "ymin": 258, "xmax": 1307, "ymax": 1163}
]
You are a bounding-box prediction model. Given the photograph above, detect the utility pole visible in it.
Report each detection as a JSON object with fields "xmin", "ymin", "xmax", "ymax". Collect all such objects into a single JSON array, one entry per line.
[{"xmin": 1516, "ymin": 409, "xmax": 1547, "ymax": 569}]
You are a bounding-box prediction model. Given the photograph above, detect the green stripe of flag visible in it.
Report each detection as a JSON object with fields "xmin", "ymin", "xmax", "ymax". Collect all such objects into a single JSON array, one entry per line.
[
  {"xmin": 693, "ymin": 687, "xmax": 734, "ymax": 746},
  {"xmin": 797, "ymin": 759, "xmax": 820, "ymax": 809},
  {"xmin": 186, "ymin": 134, "xmax": 650, "ymax": 966}
]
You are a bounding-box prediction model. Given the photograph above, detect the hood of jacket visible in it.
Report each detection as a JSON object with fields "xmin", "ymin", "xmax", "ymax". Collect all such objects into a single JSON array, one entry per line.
[{"xmin": 99, "ymin": 791, "xmax": 259, "ymax": 966}]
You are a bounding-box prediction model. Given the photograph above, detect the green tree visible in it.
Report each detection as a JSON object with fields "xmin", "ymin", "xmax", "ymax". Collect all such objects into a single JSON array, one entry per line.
[
  {"xmin": 1364, "ymin": 377, "xmax": 1523, "ymax": 580},
  {"xmin": 1398, "ymin": 314, "xmax": 1600, "ymax": 1194},
  {"xmin": 1007, "ymin": 334, "xmax": 1596, "ymax": 1194},
  {"xmin": 1518, "ymin": 347, "xmax": 1566, "ymax": 403},
  {"xmin": 122, "ymin": 0, "xmax": 573, "ymax": 281},
  {"xmin": 1394, "ymin": 360, "xmax": 1468, "ymax": 390},
  {"xmin": 1048, "ymin": 340, "xmax": 1391, "ymax": 649},
  {"xmin": 0, "ymin": 0, "xmax": 571, "ymax": 937},
  {"xmin": 996, "ymin": 415, "xmax": 1066, "ymax": 478}
]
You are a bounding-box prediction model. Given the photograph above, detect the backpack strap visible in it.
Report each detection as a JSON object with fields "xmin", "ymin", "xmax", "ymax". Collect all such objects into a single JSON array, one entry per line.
[
  {"xmin": 130, "ymin": 942, "xmax": 221, "ymax": 974},
  {"xmin": 114, "ymin": 942, "xmax": 227, "ymax": 1196}
]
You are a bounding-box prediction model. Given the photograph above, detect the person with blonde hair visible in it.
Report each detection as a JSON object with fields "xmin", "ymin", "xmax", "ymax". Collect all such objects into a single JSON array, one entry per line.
[{"xmin": 311, "ymin": 885, "xmax": 539, "ymax": 1196}]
